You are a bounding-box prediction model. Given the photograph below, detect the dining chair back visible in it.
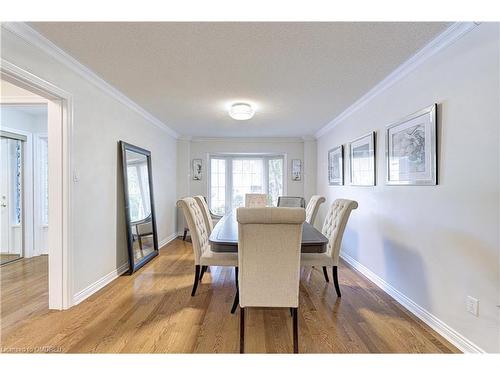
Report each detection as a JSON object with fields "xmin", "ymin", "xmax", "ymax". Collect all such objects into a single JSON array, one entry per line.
[
  {"xmin": 244, "ymin": 193, "xmax": 268, "ymax": 208},
  {"xmin": 322, "ymin": 199, "xmax": 358, "ymax": 266},
  {"xmin": 301, "ymin": 199, "xmax": 357, "ymax": 298},
  {"xmin": 177, "ymin": 197, "xmax": 238, "ymax": 298},
  {"xmin": 277, "ymin": 196, "xmax": 306, "ymax": 208},
  {"xmin": 193, "ymin": 195, "xmax": 214, "ymax": 234},
  {"xmin": 177, "ymin": 198, "xmax": 210, "ymax": 265},
  {"xmin": 236, "ymin": 207, "xmax": 305, "ymax": 353},
  {"xmin": 305, "ymin": 195, "xmax": 326, "ymax": 225}
]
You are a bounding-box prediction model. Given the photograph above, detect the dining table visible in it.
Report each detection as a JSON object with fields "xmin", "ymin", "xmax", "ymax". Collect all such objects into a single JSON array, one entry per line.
[
  {"xmin": 209, "ymin": 209, "xmax": 329, "ymax": 314},
  {"xmin": 209, "ymin": 210, "xmax": 329, "ymax": 253}
]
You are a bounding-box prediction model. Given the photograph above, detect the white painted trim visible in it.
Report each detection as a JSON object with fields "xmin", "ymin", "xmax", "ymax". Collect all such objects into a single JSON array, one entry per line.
[
  {"xmin": 72, "ymin": 262, "xmax": 129, "ymax": 306},
  {"xmin": 191, "ymin": 137, "xmax": 304, "ymax": 143},
  {"xmin": 315, "ymin": 22, "xmax": 479, "ymax": 138},
  {"xmin": 1, "ymin": 22, "xmax": 178, "ymax": 139},
  {"xmin": 341, "ymin": 252, "xmax": 486, "ymax": 353},
  {"xmin": 33, "ymin": 133, "xmax": 48, "ymax": 256},
  {"xmin": 72, "ymin": 232, "xmax": 177, "ymax": 305},
  {"xmin": 1, "ymin": 96, "xmax": 49, "ymax": 104}
]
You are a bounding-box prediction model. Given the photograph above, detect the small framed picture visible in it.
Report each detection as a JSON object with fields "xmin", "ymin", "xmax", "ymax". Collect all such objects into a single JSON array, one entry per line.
[
  {"xmin": 349, "ymin": 132, "xmax": 376, "ymax": 186},
  {"xmin": 291, "ymin": 159, "xmax": 302, "ymax": 181},
  {"xmin": 192, "ymin": 159, "xmax": 202, "ymax": 181},
  {"xmin": 386, "ymin": 104, "xmax": 437, "ymax": 185},
  {"xmin": 328, "ymin": 145, "xmax": 343, "ymax": 186}
]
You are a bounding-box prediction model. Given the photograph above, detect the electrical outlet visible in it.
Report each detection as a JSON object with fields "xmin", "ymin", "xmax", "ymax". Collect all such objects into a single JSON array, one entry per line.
[{"xmin": 466, "ymin": 296, "xmax": 479, "ymax": 317}]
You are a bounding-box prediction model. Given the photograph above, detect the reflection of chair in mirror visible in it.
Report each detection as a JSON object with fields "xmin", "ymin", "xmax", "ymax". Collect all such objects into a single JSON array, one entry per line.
[
  {"xmin": 244, "ymin": 193, "xmax": 267, "ymax": 208},
  {"xmin": 131, "ymin": 215, "xmax": 153, "ymax": 253}
]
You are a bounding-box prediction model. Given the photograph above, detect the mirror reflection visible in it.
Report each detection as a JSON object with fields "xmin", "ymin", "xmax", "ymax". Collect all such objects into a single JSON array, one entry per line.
[{"xmin": 121, "ymin": 142, "xmax": 158, "ymax": 273}]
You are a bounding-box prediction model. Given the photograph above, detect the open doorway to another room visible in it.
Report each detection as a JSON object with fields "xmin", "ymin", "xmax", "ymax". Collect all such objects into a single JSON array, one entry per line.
[{"xmin": 0, "ymin": 78, "xmax": 50, "ymax": 333}]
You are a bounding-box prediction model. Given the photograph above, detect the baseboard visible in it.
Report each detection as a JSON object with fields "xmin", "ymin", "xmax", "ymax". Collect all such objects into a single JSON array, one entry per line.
[
  {"xmin": 159, "ymin": 232, "xmax": 178, "ymax": 249},
  {"xmin": 341, "ymin": 252, "xmax": 486, "ymax": 353},
  {"xmin": 73, "ymin": 262, "xmax": 129, "ymax": 306},
  {"xmin": 73, "ymin": 233, "xmax": 178, "ymax": 306}
]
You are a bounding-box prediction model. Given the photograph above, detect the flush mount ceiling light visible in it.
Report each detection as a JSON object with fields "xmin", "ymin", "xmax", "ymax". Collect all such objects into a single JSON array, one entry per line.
[{"xmin": 229, "ymin": 102, "xmax": 255, "ymax": 120}]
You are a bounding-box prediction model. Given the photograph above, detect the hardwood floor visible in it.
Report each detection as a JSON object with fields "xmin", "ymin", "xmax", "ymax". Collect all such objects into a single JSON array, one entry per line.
[{"xmin": 0, "ymin": 239, "xmax": 459, "ymax": 353}]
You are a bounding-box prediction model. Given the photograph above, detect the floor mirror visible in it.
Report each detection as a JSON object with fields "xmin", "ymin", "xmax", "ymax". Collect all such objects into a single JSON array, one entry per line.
[{"xmin": 120, "ymin": 141, "xmax": 158, "ymax": 273}]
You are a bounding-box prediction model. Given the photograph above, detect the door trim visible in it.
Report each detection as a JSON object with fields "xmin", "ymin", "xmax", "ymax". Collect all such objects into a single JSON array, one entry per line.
[{"xmin": 1, "ymin": 59, "xmax": 73, "ymax": 310}]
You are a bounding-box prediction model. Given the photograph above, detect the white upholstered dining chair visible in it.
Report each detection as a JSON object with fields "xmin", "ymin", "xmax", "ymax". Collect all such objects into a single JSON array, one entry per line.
[
  {"xmin": 237, "ymin": 207, "xmax": 305, "ymax": 353},
  {"xmin": 301, "ymin": 199, "xmax": 358, "ymax": 297},
  {"xmin": 305, "ymin": 195, "xmax": 326, "ymax": 226},
  {"xmin": 244, "ymin": 193, "xmax": 268, "ymax": 208},
  {"xmin": 177, "ymin": 197, "xmax": 238, "ymax": 297},
  {"xmin": 183, "ymin": 196, "xmax": 222, "ymax": 241}
]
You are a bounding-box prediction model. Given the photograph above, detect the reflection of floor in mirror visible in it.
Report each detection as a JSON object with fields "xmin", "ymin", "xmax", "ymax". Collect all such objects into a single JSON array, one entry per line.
[
  {"xmin": 0, "ymin": 254, "xmax": 22, "ymax": 265},
  {"xmin": 133, "ymin": 236, "xmax": 154, "ymax": 260}
]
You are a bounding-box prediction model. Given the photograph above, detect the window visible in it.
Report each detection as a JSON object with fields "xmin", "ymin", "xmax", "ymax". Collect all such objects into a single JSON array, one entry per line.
[
  {"xmin": 210, "ymin": 158, "xmax": 226, "ymax": 215},
  {"xmin": 209, "ymin": 155, "xmax": 284, "ymax": 215}
]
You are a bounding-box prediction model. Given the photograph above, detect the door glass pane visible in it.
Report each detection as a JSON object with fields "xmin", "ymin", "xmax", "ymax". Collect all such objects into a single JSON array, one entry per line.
[
  {"xmin": 210, "ymin": 158, "xmax": 226, "ymax": 215},
  {"xmin": 268, "ymin": 158, "xmax": 283, "ymax": 206},
  {"xmin": 232, "ymin": 159, "xmax": 264, "ymax": 209}
]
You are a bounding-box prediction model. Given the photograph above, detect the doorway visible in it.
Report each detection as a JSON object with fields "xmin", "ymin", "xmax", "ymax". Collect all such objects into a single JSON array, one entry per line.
[{"xmin": 1, "ymin": 61, "xmax": 71, "ymax": 310}]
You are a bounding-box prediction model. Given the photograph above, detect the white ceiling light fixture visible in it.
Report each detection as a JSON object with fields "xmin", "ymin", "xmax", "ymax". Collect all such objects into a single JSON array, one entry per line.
[{"xmin": 229, "ymin": 102, "xmax": 255, "ymax": 120}]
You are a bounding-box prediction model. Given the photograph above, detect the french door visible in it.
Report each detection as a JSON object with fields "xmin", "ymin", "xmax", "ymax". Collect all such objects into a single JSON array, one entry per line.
[{"xmin": 209, "ymin": 154, "xmax": 284, "ymax": 215}]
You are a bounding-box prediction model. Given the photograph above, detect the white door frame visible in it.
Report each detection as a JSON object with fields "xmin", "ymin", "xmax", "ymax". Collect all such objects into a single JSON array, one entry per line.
[{"xmin": 1, "ymin": 59, "xmax": 73, "ymax": 310}]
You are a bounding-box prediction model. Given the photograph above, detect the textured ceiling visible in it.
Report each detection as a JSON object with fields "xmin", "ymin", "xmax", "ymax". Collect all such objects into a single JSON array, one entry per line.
[{"xmin": 30, "ymin": 22, "xmax": 450, "ymax": 137}]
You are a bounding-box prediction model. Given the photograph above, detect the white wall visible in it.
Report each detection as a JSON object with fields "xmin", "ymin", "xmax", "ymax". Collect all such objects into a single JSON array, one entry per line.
[
  {"xmin": 316, "ymin": 23, "xmax": 499, "ymax": 352},
  {"xmin": 176, "ymin": 137, "xmax": 316, "ymax": 232},
  {"xmin": 1, "ymin": 27, "xmax": 178, "ymax": 301}
]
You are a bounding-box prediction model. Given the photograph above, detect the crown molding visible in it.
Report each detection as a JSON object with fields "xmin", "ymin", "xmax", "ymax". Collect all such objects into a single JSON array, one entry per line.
[
  {"xmin": 1, "ymin": 22, "xmax": 179, "ymax": 139},
  {"xmin": 315, "ymin": 22, "xmax": 479, "ymax": 139},
  {"xmin": 190, "ymin": 136, "xmax": 305, "ymax": 143},
  {"xmin": 301, "ymin": 135, "xmax": 316, "ymax": 142}
]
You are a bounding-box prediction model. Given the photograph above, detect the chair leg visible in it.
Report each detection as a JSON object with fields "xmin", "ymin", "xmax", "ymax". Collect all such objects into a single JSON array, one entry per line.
[
  {"xmin": 322, "ymin": 266, "xmax": 330, "ymax": 283},
  {"xmin": 292, "ymin": 307, "xmax": 298, "ymax": 354},
  {"xmin": 231, "ymin": 291, "xmax": 239, "ymax": 314},
  {"xmin": 240, "ymin": 307, "xmax": 245, "ymax": 353},
  {"xmin": 333, "ymin": 266, "xmax": 341, "ymax": 297},
  {"xmin": 199, "ymin": 265, "xmax": 208, "ymax": 281},
  {"xmin": 231, "ymin": 267, "xmax": 239, "ymax": 314},
  {"xmin": 191, "ymin": 265, "xmax": 200, "ymax": 296},
  {"xmin": 183, "ymin": 229, "xmax": 188, "ymax": 241}
]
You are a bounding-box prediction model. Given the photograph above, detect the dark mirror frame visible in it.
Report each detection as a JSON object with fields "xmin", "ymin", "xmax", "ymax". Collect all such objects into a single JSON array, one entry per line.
[{"xmin": 120, "ymin": 141, "xmax": 159, "ymax": 274}]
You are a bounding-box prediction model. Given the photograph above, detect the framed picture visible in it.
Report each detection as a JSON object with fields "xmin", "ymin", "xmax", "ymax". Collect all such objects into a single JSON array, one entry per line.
[
  {"xmin": 349, "ymin": 132, "xmax": 376, "ymax": 186},
  {"xmin": 291, "ymin": 159, "xmax": 302, "ymax": 181},
  {"xmin": 386, "ymin": 104, "xmax": 437, "ymax": 185},
  {"xmin": 192, "ymin": 159, "xmax": 202, "ymax": 180},
  {"xmin": 328, "ymin": 145, "xmax": 343, "ymax": 186}
]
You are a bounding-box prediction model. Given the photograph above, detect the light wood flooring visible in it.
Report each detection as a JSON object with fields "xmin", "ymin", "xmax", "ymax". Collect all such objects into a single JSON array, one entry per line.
[{"xmin": 0, "ymin": 239, "xmax": 459, "ymax": 353}]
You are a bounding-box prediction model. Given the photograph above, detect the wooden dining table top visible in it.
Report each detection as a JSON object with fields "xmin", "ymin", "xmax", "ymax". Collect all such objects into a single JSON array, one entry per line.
[{"xmin": 209, "ymin": 210, "xmax": 328, "ymax": 253}]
